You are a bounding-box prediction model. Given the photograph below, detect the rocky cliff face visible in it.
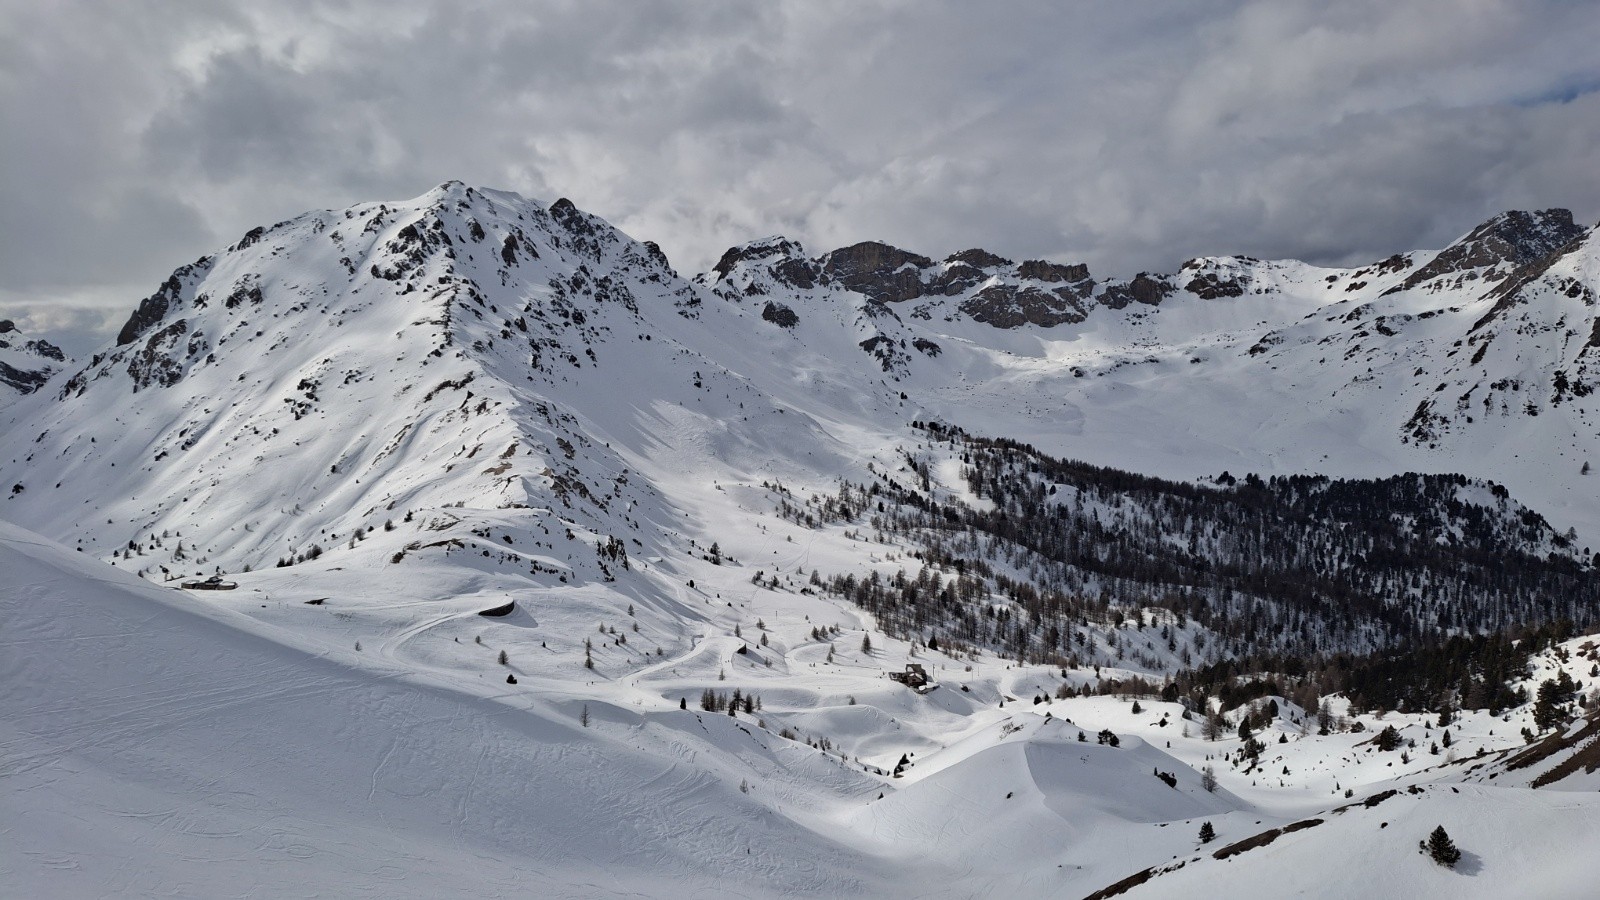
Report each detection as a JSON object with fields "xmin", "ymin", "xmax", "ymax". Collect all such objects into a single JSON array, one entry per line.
[{"xmin": 1384, "ymin": 208, "xmax": 1586, "ymax": 296}]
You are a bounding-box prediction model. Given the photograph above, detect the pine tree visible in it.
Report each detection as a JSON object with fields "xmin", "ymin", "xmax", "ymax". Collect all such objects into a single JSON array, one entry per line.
[
  {"xmin": 1426, "ymin": 825, "xmax": 1461, "ymax": 867},
  {"xmin": 861, "ymin": 634, "xmax": 872, "ymax": 654},
  {"xmin": 1201, "ymin": 765, "xmax": 1218, "ymax": 793},
  {"xmin": 1534, "ymin": 673, "xmax": 1577, "ymax": 731},
  {"xmin": 580, "ymin": 704, "xmax": 590, "ymax": 728},
  {"xmin": 1199, "ymin": 821, "xmax": 1216, "ymax": 843},
  {"xmin": 1376, "ymin": 724, "xmax": 1401, "ymax": 751}
]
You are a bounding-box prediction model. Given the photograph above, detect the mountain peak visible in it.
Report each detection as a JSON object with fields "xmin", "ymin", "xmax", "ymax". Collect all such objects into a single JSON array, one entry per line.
[
  {"xmin": 0, "ymin": 319, "xmax": 69, "ymax": 400},
  {"xmin": 1464, "ymin": 208, "xmax": 1580, "ymax": 258},
  {"xmin": 944, "ymin": 248, "xmax": 1013, "ymax": 269},
  {"xmin": 1385, "ymin": 208, "xmax": 1586, "ymax": 296}
]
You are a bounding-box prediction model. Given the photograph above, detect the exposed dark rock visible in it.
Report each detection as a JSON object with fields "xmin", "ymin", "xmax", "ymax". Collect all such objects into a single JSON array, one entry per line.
[
  {"xmin": 1470, "ymin": 227, "xmax": 1594, "ymax": 334},
  {"xmin": 822, "ymin": 241, "xmax": 934, "ymax": 303},
  {"xmin": 548, "ymin": 198, "xmax": 601, "ymax": 259},
  {"xmin": 1, "ymin": 324, "xmax": 65, "ymax": 365},
  {"xmin": 858, "ymin": 334, "xmax": 909, "ymax": 372},
  {"xmin": 642, "ymin": 241, "xmax": 671, "ymax": 271},
  {"xmin": 945, "ymin": 249, "xmax": 1012, "ymax": 269},
  {"xmin": 912, "ymin": 337, "xmax": 942, "ymax": 357},
  {"xmin": 960, "ymin": 284, "xmax": 1088, "ymax": 328},
  {"xmin": 772, "ymin": 258, "xmax": 820, "ymax": 290},
  {"xmin": 1386, "ymin": 209, "xmax": 1584, "ymax": 296},
  {"xmin": 28, "ymin": 339, "xmax": 64, "ymax": 362},
  {"xmin": 117, "ymin": 275, "xmax": 182, "ymax": 345},
  {"xmin": 1017, "ymin": 259, "xmax": 1090, "ymax": 284},
  {"xmin": 1374, "ymin": 253, "xmax": 1412, "ymax": 276},
  {"xmin": 224, "ymin": 279, "xmax": 264, "ymax": 309},
  {"xmin": 1248, "ymin": 331, "xmax": 1285, "ymax": 356},
  {"xmin": 761, "ymin": 301, "xmax": 799, "ymax": 328},
  {"xmin": 930, "ymin": 263, "xmax": 987, "ymax": 296},
  {"xmin": 1100, "ymin": 274, "xmax": 1175, "ymax": 309},
  {"xmin": 1182, "ymin": 261, "xmax": 1249, "ymax": 300},
  {"xmin": 126, "ymin": 318, "xmax": 193, "ymax": 391},
  {"xmin": 230, "ymin": 226, "xmax": 266, "ymax": 252},
  {"xmin": 711, "ymin": 238, "xmax": 817, "ymax": 289},
  {"xmin": 715, "ymin": 238, "xmax": 798, "ymax": 278},
  {"xmin": 0, "ymin": 360, "xmax": 51, "ymax": 394},
  {"xmin": 550, "ymin": 198, "xmax": 592, "ymax": 235}
]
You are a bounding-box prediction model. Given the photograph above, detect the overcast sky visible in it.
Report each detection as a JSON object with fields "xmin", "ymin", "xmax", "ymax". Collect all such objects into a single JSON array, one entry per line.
[{"xmin": 3, "ymin": 1, "xmax": 1598, "ymax": 354}]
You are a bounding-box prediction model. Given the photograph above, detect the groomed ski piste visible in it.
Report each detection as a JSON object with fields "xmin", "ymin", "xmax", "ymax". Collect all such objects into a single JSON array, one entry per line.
[{"xmin": 7, "ymin": 520, "xmax": 1600, "ymax": 898}]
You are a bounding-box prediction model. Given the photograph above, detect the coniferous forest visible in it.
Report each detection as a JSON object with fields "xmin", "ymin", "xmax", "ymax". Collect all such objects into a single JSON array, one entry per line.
[{"xmin": 773, "ymin": 423, "xmax": 1597, "ymax": 686}]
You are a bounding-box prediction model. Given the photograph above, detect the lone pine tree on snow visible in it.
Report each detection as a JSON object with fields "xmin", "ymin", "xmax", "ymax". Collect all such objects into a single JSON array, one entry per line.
[{"xmin": 1425, "ymin": 826, "xmax": 1461, "ymax": 867}]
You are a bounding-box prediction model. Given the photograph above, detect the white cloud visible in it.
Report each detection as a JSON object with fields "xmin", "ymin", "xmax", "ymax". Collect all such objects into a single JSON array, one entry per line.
[{"xmin": 2, "ymin": 0, "xmax": 1596, "ymax": 347}]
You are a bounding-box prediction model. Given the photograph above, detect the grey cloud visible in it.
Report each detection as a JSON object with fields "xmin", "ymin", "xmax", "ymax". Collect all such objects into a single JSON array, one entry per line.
[{"xmin": 2, "ymin": 0, "xmax": 1597, "ymax": 347}]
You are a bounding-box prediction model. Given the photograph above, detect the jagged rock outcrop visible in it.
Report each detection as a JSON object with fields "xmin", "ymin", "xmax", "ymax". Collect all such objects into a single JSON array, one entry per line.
[
  {"xmin": 0, "ymin": 320, "xmax": 68, "ymax": 397},
  {"xmin": 960, "ymin": 284, "xmax": 1091, "ymax": 328},
  {"xmin": 944, "ymin": 249, "xmax": 1012, "ymax": 269},
  {"xmin": 822, "ymin": 242, "xmax": 934, "ymax": 304},
  {"xmin": 711, "ymin": 237, "xmax": 820, "ymax": 291},
  {"xmin": 1385, "ymin": 209, "xmax": 1585, "ymax": 296},
  {"xmin": 762, "ymin": 301, "xmax": 799, "ymax": 328},
  {"xmin": 1181, "ymin": 257, "xmax": 1254, "ymax": 299},
  {"xmin": 1099, "ymin": 274, "xmax": 1175, "ymax": 309}
]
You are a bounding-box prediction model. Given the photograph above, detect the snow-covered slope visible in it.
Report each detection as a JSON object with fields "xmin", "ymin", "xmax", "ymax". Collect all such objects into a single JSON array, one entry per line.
[
  {"xmin": 7, "ymin": 521, "xmax": 1597, "ymax": 898},
  {"xmin": 0, "ymin": 519, "xmax": 884, "ymax": 898},
  {"xmin": 0, "ymin": 318, "xmax": 67, "ymax": 406}
]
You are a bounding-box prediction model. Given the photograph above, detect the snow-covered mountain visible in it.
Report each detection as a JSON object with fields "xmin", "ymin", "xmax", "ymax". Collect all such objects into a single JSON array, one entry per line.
[
  {"xmin": 5, "ymin": 186, "xmax": 1597, "ymax": 567},
  {"xmin": 0, "ymin": 318, "xmax": 68, "ymax": 405},
  {"xmin": 703, "ymin": 207, "xmax": 1600, "ymax": 541},
  {"xmin": 4, "ymin": 184, "xmax": 1599, "ymax": 897}
]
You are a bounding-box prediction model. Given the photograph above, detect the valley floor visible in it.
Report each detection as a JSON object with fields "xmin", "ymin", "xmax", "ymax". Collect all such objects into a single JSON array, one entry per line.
[{"xmin": 5, "ymin": 521, "xmax": 1598, "ymax": 899}]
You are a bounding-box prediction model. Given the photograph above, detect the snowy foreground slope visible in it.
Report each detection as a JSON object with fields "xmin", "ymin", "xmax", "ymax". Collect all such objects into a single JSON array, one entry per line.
[
  {"xmin": 0, "ymin": 520, "xmax": 882, "ymax": 897},
  {"xmin": 4, "ymin": 184, "xmax": 1600, "ymax": 896},
  {"xmin": 6, "ymin": 522, "xmax": 1600, "ymax": 898}
]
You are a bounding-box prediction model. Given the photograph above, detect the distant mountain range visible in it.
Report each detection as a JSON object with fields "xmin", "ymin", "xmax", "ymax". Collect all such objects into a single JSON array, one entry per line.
[{"xmin": 2, "ymin": 185, "xmax": 1596, "ymax": 654}]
